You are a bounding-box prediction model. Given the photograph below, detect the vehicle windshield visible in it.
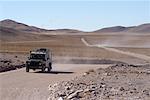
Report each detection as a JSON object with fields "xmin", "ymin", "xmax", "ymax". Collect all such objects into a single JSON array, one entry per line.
[{"xmin": 30, "ymin": 54, "xmax": 45, "ymax": 60}]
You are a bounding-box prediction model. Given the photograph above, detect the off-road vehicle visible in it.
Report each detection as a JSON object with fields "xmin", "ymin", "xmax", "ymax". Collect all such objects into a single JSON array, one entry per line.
[{"xmin": 26, "ymin": 48, "xmax": 52, "ymax": 72}]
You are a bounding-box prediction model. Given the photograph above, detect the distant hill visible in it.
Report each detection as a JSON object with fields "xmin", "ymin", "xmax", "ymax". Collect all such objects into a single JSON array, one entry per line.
[
  {"xmin": 94, "ymin": 26, "xmax": 127, "ymax": 33},
  {"xmin": 0, "ymin": 26, "xmax": 20, "ymax": 36},
  {"xmin": 0, "ymin": 19, "xmax": 47, "ymax": 33},
  {"xmin": 0, "ymin": 19, "xmax": 81, "ymax": 34},
  {"xmin": 0, "ymin": 26, "xmax": 42, "ymax": 41},
  {"xmin": 0, "ymin": 19, "xmax": 81, "ymax": 41},
  {"xmin": 125, "ymin": 24, "xmax": 150, "ymax": 33},
  {"xmin": 94, "ymin": 23, "xmax": 150, "ymax": 33}
]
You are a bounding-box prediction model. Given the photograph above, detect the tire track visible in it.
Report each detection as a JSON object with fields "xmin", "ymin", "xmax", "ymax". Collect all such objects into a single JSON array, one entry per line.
[{"xmin": 81, "ymin": 38, "xmax": 150, "ymax": 61}]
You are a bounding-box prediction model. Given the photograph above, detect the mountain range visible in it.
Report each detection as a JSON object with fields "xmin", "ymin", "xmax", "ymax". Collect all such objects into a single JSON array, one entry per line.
[
  {"xmin": 94, "ymin": 24, "xmax": 150, "ymax": 33},
  {"xmin": 0, "ymin": 19, "xmax": 150, "ymax": 41}
]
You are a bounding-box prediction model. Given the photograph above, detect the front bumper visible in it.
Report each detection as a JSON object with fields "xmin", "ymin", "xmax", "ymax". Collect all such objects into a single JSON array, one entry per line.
[
  {"xmin": 26, "ymin": 61, "xmax": 45, "ymax": 69},
  {"xmin": 27, "ymin": 65, "xmax": 43, "ymax": 69}
]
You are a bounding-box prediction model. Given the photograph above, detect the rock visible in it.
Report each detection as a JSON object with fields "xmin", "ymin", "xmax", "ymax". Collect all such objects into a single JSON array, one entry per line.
[
  {"xmin": 102, "ymin": 85, "xmax": 106, "ymax": 88},
  {"xmin": 119, "ymin": 87, "xmax": 125, "ymax": 91},
  {"xmin": 67, "ymin": 92, "xmax": 77, "ymax": 99},
  {"xmin": 103, "ymin": 73, "xmax": 108, "ymax": 76},
  {"xmin": 67, "ymin": 90, "xmax": 83, "ymax": 99},
  {"xmin": 103, "ymin": 72, "xmax": 111, "ymax": 76},
  {"xmin": 110, "ymin": 87, "xmax": 119, "ymax": 93},
  {"xmin": 70, "ymin": 89, "xmax": 75, "ymax": 94},
  {"xmin": 58, "ymin": 97, "xmax": 64, "ymax": 100},
  {"xmin": 146, "ymin": 71, "xmax": 150, "ymax": 74},
  {"xmin": 84, "ymin": 88, "xmax": 95, "ymax": 93},
  {"xmin": 88, "ymin": 69, "xmax": 95, "ymax": 73},
  {"xmin": 65, "ymin": 86, "xmax": 71, "ymax": 90},
  {"xmin": 83, "ymin": 72, "xmax": 89, "ymax": 76},
  {"xmin": 57, "ymin": 91, "xmax": 66, "ymax": 97},
  {"xmin": 48, "ymin": 83, "xmax": 59, "ymax": 91},
  {"xmin": 143, "ymin": 89, "xmax": 149, "ymax": 96}
]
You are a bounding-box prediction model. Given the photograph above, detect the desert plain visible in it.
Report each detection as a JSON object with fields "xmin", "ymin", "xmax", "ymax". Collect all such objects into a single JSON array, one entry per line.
[{"xmin": 0, "ymin": 20, "xmax": 150, "ymax": 100}]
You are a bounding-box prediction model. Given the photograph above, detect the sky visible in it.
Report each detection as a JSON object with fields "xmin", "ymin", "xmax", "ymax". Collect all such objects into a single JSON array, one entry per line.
[{"xmin": 0, "ymin": 0, "xmax": 150, "ymax": 31}]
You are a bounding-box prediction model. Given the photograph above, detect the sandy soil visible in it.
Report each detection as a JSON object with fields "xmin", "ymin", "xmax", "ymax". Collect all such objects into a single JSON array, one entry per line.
[
  {"xmin": 81, "ymin": 38, "xmax": 150, "ymax": 64},
  {"xmin": 84, "ymin": 34, "xmax": 150, "ymax": 48},
  {"xmin": 1, "ymin": 35, "xmax": 148, "ymax": 64},
  {"xmin": 115, "ymin": 47, "xmax": 150, "ymax": 56}
]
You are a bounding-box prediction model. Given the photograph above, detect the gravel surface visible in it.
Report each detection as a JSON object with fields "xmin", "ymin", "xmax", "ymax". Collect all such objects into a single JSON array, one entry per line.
[{"xmin": 48, "ymin": 64, "xmax": 150, "ymax": 100}]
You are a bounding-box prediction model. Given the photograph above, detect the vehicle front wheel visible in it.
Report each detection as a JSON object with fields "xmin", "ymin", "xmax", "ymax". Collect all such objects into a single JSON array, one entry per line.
[
  {"xmin": 26, "ymin": 66, "xmax": 29, "ymax": 72},
  {"xmin": 42, "ymin": 67, "xmax": 45, "ymax": 72}
]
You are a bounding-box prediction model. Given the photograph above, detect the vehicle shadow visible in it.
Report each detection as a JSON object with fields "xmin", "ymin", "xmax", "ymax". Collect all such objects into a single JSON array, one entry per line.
[{"xmin": 34, "ymin": 70, "xmax": 74, "ymax": 74}]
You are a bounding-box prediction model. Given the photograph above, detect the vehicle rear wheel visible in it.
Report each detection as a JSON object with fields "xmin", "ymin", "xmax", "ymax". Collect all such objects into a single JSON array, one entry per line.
[
  {"xmin": 48, "ymin": 67, "xmax": 51, "ymax": 72},
  {"xmin": 48, "ymin": 63, "xmax": 52, "ymax": 72},
  {"xmin": 49, "ymin": 63, "xmax": 52, "ymax": 69},
  {"xmin": 26, "ymin": 66, "xmax": 29, "ymax": 72}
]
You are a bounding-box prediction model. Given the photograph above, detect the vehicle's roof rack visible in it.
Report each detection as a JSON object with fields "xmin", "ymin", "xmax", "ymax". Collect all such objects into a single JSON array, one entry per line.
[
  {"xmin": 35, "ymin": 48, "xmax": 49, "ymax": 52},
  {"xmin": 30, "ymin": 48, "xmax": 50, "ymax": 54}
]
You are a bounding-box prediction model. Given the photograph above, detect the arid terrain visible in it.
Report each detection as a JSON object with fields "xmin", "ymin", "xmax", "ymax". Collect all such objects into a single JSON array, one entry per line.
[{"xmin": 0, "ymin": 19, "xmax": 150, "ymax": 100}]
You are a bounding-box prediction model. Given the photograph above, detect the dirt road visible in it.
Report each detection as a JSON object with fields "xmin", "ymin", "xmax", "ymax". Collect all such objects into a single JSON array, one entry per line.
[
  {"xmin": 0, "ymin": 64, "xmax": 109, "ymax": 100},
  {"xmin": 81, "ymin": 38, "xmax": 150, "ymax": 62}
]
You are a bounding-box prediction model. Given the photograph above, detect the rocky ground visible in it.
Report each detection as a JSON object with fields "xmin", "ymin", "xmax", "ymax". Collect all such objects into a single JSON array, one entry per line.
[
  {"xmin": 48, "ymin": 63, "xmax": 150, "ymax": 100},
  {"xmin": 0, "ymin": 59, "xmax": 25, "ymax": 72},
  {"xmin": 0, "ymin": 54, "xmax": 25, "ymax": 72}
]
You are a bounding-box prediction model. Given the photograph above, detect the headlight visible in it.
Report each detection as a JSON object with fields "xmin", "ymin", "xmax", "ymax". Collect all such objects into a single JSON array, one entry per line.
[
  {"xmin": 39, "ymin": 62, "xmax": 42, "ymax": 65},
  {"xmin": 26, "ymin": 61, "xmax": 30, "ymax": 64}
]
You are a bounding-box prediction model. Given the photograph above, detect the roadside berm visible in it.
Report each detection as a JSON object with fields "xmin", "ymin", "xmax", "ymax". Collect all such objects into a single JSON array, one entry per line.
[
  {"xmin": 0, "ymin": 58, "xmax": 25, "ymax": 72},
  {"xmin": 48, "ymin": 63, "xmax": 150, "ymax": 100}
]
